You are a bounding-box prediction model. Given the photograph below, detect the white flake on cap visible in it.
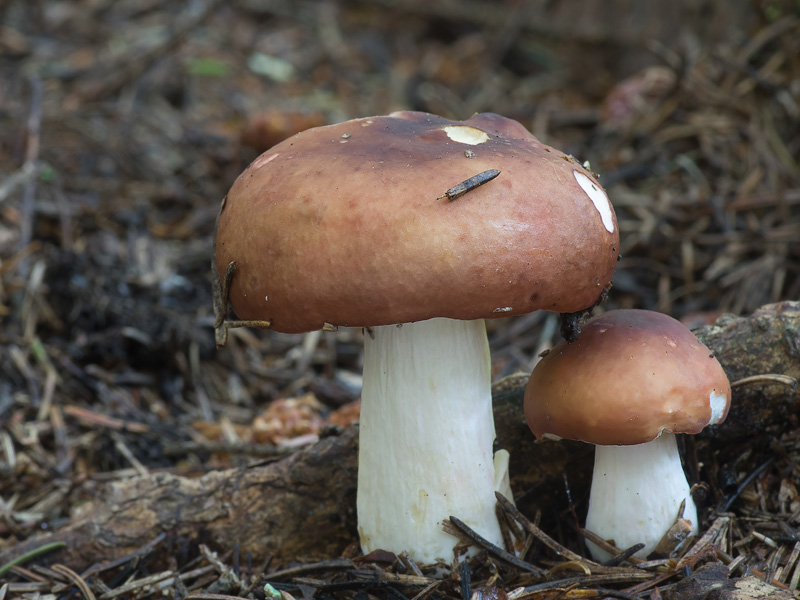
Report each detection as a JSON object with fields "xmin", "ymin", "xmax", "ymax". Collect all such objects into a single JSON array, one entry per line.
[
  {"xmin": 574, "ymin": 170, "xmax": 614, "ymax": 233},
  {"xmin": 252, "ymin": 152, "xmax": 279, "ymax": 170},
  {"xmin": 708, "ymin": 389, "xmax": 728, "ymax": 424},
  {"xmin": 443, "ymin": 125, "xmax": 489, "ymax": 145}
]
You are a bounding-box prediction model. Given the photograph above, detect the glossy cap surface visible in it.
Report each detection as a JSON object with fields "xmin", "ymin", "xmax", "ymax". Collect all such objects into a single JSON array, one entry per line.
[
  {"xmin": 216, "ymin": 111, "xmax": 619, "ymax": 333},
  {"xmin": 525, "ymin": 309, "xmax": 731, "ymax": 445}
]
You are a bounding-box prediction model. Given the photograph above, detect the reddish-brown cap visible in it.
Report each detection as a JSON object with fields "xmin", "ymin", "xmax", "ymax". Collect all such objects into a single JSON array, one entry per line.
[
  {"xmin": 525, "ymin": 309, "xmax": 731, "ymax": 445},
  {"xmin": 216, "ymin": 111, "xmax": 619, "ymax": 333}
]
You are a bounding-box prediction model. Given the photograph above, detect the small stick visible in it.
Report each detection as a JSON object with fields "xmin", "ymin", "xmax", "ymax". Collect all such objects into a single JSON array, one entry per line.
[
  {"xmin": 265, "ymin": 558, "xmax": 354, "ymax": 580},
  {"xmin": 651, "ymin": 516, "xmax": 693, "ymax": 558},
  {"xmin": 721, "ymin": 458, "xmax": 775, "ymax": 512},
  {"xmin": 398, "ymin": 551, "xmax": 424, "ymax": 577},
  {"xmin": 677, "ymin": 516, "xmax": 731, "ymax": 569},
  {"xmin": 111, "ymin": 432, "xmax": 150, "ymax": 477},
  {"xmin": 445, "ymin": 516, "xmax": 546, "ymax": 576},
  {"xmin": 731, "ymin": 373, "xmax": 797, "ymax": 389},
  {"xmin": 496, "ymin": 503, "xmax": 516, "ymax": 555},
  {"xmin": 495, "ymin": 492, "xmax": 589, "ymax": 565},
  {"xmin": 439, "ymin": 169, "xmax": 500, "ymax": 201},
  {"xmin": 515, "ymin": 572, "xmax": 651, "ymax": 596},
  {"xmin": 62, "ymin": 404, "xmax": 149, "ymax": 433},
  {"xmin": 51, "ymin": 564, "xmax": 96, "ymax": 600},
  {"xmin": 213, "ymin": 259, "xmax": 273, "ymax": 347},
  {"xmin": 93, "ymin": 569, "xmax": 174, "ymax": 599},
  {"xmin": 458, "ymin": 559, "xmax": 470, "ymax": 600},
  {"xmin": 213, "ymin": 259, "xmax": 236, "ymax": 330},
  {"xmin": 408, "ymin": 579, "xmax": 442, "ymax": 600},
  {"xmin": 602, "ymin": 543, "xmax": 646, "ymax": 567}
]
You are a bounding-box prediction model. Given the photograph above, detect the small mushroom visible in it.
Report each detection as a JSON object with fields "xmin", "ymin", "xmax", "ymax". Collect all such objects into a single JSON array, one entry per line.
[
  {"xmin": 216, "ymin": 111, "xmax": 620, "ymax": 563},
  {"xmin": 524, "ymin": 309, "xmax": 731, "ymax": 560}
]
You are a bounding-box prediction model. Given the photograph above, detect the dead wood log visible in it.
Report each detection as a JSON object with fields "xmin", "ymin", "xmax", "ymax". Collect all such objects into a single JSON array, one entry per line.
[
  {"xmin": 2, "ymin": 301, "xmax": 797, "ymax": 572},
  {"xmin": 0, "ymin": 426, "xmax": 359, "ymax": 570},
  {"xmin": 694, "ymin": 300, "xmax": 800, "ymax": 442}
]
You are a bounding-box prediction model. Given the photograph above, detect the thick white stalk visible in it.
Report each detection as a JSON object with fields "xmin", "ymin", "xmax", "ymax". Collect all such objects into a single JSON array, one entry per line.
[
  {"xmin": 357, "ymin": 318, "xmax": 505, "ymax": 564},
  {"xmin": 585, "ymin": 432, "xmax": 698, "ymax": 561}
]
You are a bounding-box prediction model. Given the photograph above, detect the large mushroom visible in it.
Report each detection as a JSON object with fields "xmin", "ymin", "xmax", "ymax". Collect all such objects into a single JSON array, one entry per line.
[
  {"xmin": 524, "ymin": 309, "xmax": 731, "ymax": 560},
  {"xmin": 215, "ymin": 111, "xmax": 619, "ymax": 564}
]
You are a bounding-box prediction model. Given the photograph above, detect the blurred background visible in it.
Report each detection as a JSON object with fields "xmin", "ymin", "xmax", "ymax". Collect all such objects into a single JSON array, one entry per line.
[{"xmin": 0, "ymin": 0, "xmax": 798, "ymax": 557}]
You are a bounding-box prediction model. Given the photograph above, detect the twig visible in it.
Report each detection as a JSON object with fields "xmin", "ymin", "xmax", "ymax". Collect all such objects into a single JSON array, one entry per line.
[
  {"xmin": 110, "ymin": 431, "xmax": 150, "ymax": 477},
  {"xmin": 721, "ymin": 458, "xmax": 776, "ymax": 512},
  {"xmin": 458, "ymin": 559, "xmax": 470, "ymax": 600},
  {"xmin": 98, "ymin": 570, "xmax": 175, "ymax": 600},
  {"xmin": 677, "ymin": 516, "xmax": 731, "ymax": 569},
  {"xmin": 495, "ymin": 492, "xmax": 599, "ymax": 568},
  {"xmin": 408, "ymin": 579, "xmax": 442, "ymax": 600},
  {"xmin": 62, "ymin": 404, "xmax": 149, "ymax": 433},
  {"xmin": 731, "ymin": 373, "xmax": 798, "ymax": 390},
  {"xmin": 444, "ymin": 516, "xmax": 546, "ymax": 576},
  {"xmin": 398, "ymin": 551, "xmax": 424, "ymax": 577},
  {"xmin": 602, "ymin": 543, "xmax": 646, "ymax": 567},
  {"xmin": 52, "ymin": 563, "xmax": 97, "ymax": 600},
  {"xmin": 213, "ymin": 259, "xmax": 273, "ymax": 348},
  {"xmin": 291, "ymin": 578, "xmax": 417, "ymax": 593},
  {"xmin": 511, "ymin": 571, "xmax": 652, "ymax": 598},
  {"xmin": 621, "ymin": 570, "xmax": 679, "ymax": 596},
  {"xmin": 266, "ymin": 558, "xmax": 355, "ymax": 580},
  {"xmin": 581, "ymin": 528, "xmax": 644, "ymax": 565},
  {"xmin": 200, "ymin": 544, "xmax": 243, "ymax": 591}
]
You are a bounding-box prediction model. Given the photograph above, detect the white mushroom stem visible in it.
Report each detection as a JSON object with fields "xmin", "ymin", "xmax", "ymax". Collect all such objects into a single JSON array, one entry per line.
[
  {"xmin": 357, "ymin": 317, "xmax": 508, "ymax": 564},
  {"xmin": 585, "ymin": 432, "xmax": 699, "ymax": 561}
]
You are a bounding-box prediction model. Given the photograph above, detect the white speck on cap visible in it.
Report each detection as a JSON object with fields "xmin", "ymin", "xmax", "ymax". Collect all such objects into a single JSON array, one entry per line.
[
  {"xmin": 708, "ymin": 390, "xmax": 728, "ymax": 424},
  {"xmin": 443, "ymin": 125, "xmax": 489, "ymax": 145},
  {"xmin": 252, "ymin": 152, "xmax": 279, "ymax": 170},
  {"xmin": 574, "ymin": 170, "xmax": 614, "ymax": 233}
]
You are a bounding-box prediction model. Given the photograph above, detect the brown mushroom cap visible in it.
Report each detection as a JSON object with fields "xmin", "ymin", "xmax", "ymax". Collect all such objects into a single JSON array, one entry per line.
[
  {"xmin": 525, "ymin": 309, "xmax": 731, "ymax": 446},
  {"xmin": 216, "ymin": 111, "xmax": 619, "ymax": 333}
]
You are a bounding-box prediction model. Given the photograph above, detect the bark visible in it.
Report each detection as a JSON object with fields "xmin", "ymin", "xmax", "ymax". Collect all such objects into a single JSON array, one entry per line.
[
  {"xmin": 694, "ymin": 301, "xmax": 800, "ymax": 442},
  {"xmin": 2, "ymin": 301, "xmax": 797, "ymax": 572},
  {"xmin": 1, "ymin": 426, "xmax": 359, "ymax": 569}
]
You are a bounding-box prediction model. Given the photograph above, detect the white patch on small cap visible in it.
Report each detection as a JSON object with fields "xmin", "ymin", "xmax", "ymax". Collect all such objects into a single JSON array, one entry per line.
[
  {"xmin": 708, "ymin": 390, "xmax": 728, "ymax": 424},
  {"xmin": 574, "ymin": 170, "xmax": 614, "ymax": 233},
  {"xmin": 443, "ymin": 125, "xmax": 489, "ymax": 145}
]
